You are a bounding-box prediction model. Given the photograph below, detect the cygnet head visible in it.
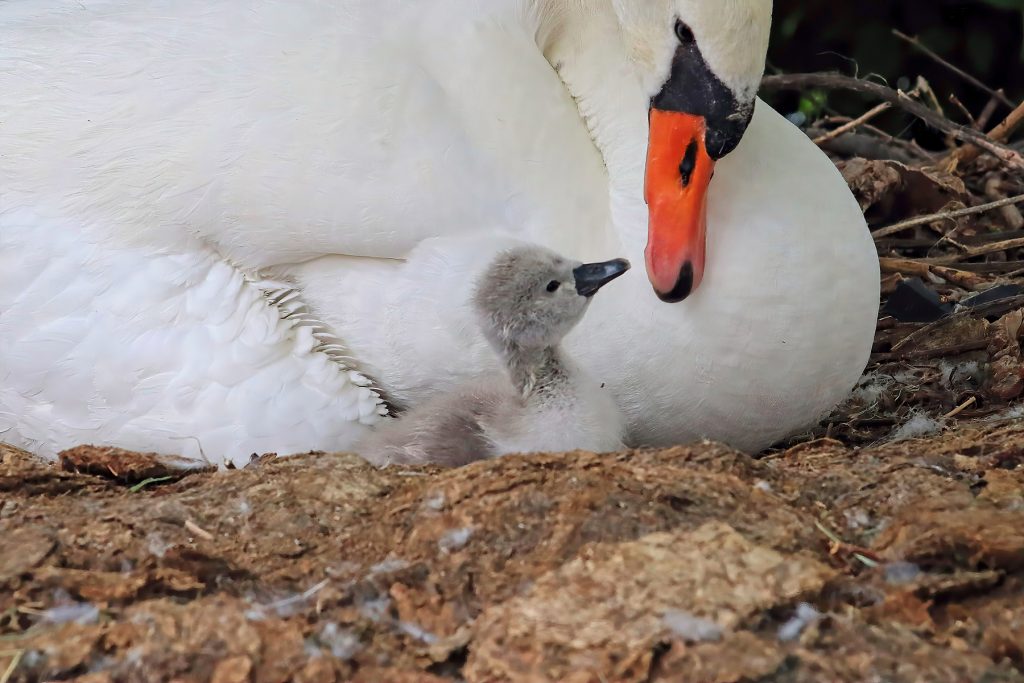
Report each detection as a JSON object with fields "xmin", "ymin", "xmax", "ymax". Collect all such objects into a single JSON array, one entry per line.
[{"xmin": 472, "ymin": 246, "xmax": 630, "ymax": 353}]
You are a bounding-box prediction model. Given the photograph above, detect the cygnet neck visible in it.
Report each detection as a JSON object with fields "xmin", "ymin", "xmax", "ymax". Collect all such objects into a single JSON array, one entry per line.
[{"xmin": 501, "ymin": 343, "xmax": 570, "ymax": 399}]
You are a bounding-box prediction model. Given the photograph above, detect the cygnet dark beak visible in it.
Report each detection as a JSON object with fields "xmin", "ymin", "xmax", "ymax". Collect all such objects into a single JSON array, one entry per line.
[{"xmin": 573, "ymin": 258, "xmax": 631, "ymax": 297}]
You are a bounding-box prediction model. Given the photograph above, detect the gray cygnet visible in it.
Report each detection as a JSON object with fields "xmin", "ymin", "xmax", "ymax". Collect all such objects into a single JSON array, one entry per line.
[{"xmin": 358, "ymin": 245, "xmax": 629, "ymax": 467}]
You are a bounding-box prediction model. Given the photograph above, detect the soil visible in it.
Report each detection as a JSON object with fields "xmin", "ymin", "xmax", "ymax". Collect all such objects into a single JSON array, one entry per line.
[{"xmin": 2, "ymin": 426, "xmax": 1024, "ymax": 683}]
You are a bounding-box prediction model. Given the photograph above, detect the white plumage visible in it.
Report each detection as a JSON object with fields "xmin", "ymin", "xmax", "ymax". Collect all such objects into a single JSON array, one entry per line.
[
  {"xmin": 0, "ymin": 0, "xmax": 879, "ymax": 464},
  {"xmin": 1, "ymin": 211, "xmax": 385, "ymax": 467}
]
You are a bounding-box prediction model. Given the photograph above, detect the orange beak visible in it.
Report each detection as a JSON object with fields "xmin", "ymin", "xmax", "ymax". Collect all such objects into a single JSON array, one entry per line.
[{"xmin": 644, "ymin": 109, "xmax": 716, "ymax": 302}]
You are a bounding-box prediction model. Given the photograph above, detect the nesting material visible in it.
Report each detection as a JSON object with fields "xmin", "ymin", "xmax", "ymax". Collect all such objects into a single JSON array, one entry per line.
[
  {"xmin": 777, "ymin": 603, "xmax": 822, "ymax": 642},
  {"xmin": 890, "ymin": 410, "xmax": 946, "ymax": 442},
  {"xmin": 3, "ymin": 425, "xmax": 1024, "ymax": 682}
]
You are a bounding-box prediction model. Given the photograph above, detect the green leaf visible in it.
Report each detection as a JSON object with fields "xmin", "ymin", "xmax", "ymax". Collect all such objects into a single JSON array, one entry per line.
[{"xmin": 128, "ymin": 475, "xmax": 176, "ymax": 493}]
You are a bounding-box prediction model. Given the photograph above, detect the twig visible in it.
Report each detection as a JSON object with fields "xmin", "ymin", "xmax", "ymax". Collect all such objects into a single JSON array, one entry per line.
[
  {"xmin": 948, "ymin": 93, "xmax": 977, "ymax": 128},
  {"xmin": 813, "ymin": 521, "xmax": 880, "ymax": 568},
  {"xmin": 942, "ymin": 396, "xmax": 977, "ymax": 420},
  {"xmin": 985, "ymin": 177, "xmax": 1024, "ymax": 231},
  {"xmin": 890, "ymin": 313, "xmax": 963, "ymax": 353},
  {"xmin": 761, "ymin": 72, "xmax": 1024, "ymax": 168},
  {"xmin": 0, "ymin": 650, "xmax": 23, "ymax": 683},
  {"xmin": 813, "ymin": 102, "xmax": 892, "ymax": 145},
  {"xmin": 184, "ymin": 519, "xmax": 215, "ymax": 541},
  {"xmin": 883, "ymin": 295, "xmax": 1024, "ymax": 354},
  {"xmin": 909, "ymin": 229, "xmax": 1024, "ymax": 252},
  {"xmin": 878, "ymin": 257, "xmax": 930, "ymax": 279},
  {"xmin": 808, "ymin": 127, "xmax": 929, "ymax": 163},
  {"xmin": 976, "ymin": 92, "xmax": 1003, "ymax": 130},
  {"xmin": 877, "ymin": 229, "xmax": 1024, "ymax": 249},
  {"xmin": 871, "ymin": 339, "xmax": 990, "ymax": 362},
  {"xmin": 949, "ymin": 260, "xmax": 1024, "ymax": 274},
  {"xmin": 960, "ymin": 294, "xmax": 1024, "ymax": 319},
  {"xmin": 914, "ymin": 75, "xmax": 945, "ymax": 117},
  {"xmin": 949, "ymin": 98, "xmax": 1024, "ymax": 168},
  {"xmin": 893, "ymin": 30, "xmax": 1014, "ymax": 108},
  {"xmin": 940, "ymin": 234, "xmax": 1024, "ymax": 263},
  {"xmin": 169, "ymin": 435, "xmax": 210, "ymax": 466},
  {"xmin": 252, "ymin": 578, "xmax": 331, "ymax": 616},
  {"xmin": 127, "ymin": 475, "xmax": 176, "ymax": 493},
  {"xmin": 988, "ymin": 105, "xmax": 1024, "ymax": 141},
  {"xmin": 879, "ymin": 258, "xmax": 990, "ymax": 291},
  {"xmin": 929, "ymin": 264, "xmax": 989, "ymax": 290},
  {"xmin": 871, "ymin": 193, "xmax": 1024, "ymax": 238}
]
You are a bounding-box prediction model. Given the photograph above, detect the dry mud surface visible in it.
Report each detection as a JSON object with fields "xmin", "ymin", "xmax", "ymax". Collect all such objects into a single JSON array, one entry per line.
[{"xmin": 2, "ymin": 427, "xmax": 1024, "ymax": 683}]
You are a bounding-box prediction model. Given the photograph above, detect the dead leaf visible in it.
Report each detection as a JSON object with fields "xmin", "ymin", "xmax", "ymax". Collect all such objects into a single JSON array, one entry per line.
[
  {"xmin": 840, "ymin": 157, "xmax": 904, "ymax": 212},
  {"xmin": 838, "ymin": 158, "xmax": 968, "ymax": 228},
  {"xmin": 987, "ymin": 309, "xmax": 1024, "ymax": 400}
]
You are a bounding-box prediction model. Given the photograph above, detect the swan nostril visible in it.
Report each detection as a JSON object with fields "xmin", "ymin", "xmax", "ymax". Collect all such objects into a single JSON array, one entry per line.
[
  {"xmin": 673, "ymin": 19, "xmax": 695, "ymax": 45},
  {"xmin": 678, "ymin": 139, "xmax": 699, "ymax": 188}
]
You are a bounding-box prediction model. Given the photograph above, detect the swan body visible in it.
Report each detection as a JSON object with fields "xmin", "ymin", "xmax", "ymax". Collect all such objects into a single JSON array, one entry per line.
[{"xmin": 0, "ymin": 0, "xmax": 879, "ymax": 464}]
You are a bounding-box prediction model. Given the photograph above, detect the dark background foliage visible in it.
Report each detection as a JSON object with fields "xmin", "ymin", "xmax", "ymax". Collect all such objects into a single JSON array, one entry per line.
[{"xmin": 766, "ymin": 0, "xmax": 1024, "ymax": 142}]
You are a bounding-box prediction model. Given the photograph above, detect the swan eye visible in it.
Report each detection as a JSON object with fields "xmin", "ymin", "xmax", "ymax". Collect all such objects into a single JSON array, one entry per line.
[
  {"xmin": 546, "ymin": 280, "xmax": 561, "ymax": 293},
  {"xmin": 674, "ymin": 19, "xmax": 694, "ymax": 45}
]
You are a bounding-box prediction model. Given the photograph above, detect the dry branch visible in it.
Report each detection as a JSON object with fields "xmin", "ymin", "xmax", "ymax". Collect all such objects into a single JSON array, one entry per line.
[
  {"xmin": 892, "ymin": 30, "xmax": 1014, "ymax": 109},
  {"xmin": 878, "ymin": 258, "xmax": 989, "ymax": 290},
  {"xmin": 871, "ymin": 193, "xmax": 1024, "ymax": 238},
  {"xmin": 948, "ymin": 99, "xmax": 1024, "ymax": 168},
  {"xmin": 813, "ymin": 102, "xmax": 892, "ymax": 145},
  {"xmin": 760, "ymin": 72, "xmax": 1024, "ymax": 168}
]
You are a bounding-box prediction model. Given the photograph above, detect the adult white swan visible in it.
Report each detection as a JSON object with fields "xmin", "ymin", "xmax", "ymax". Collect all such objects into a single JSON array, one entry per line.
[{"xmin": 0, "ymin": 0, "xmax": 879, "ymax": 465}]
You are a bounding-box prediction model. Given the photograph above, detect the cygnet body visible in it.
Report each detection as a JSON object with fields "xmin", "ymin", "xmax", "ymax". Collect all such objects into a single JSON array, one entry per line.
[{"xmin": 358, "ymin": 246, "xmax": 630, "ymax": 467}]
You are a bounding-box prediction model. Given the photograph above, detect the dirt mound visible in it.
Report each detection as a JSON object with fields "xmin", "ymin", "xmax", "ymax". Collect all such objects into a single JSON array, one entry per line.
[{"xmin": 2, "ymin": 428, "xmax": 1024, "ymax": 683}]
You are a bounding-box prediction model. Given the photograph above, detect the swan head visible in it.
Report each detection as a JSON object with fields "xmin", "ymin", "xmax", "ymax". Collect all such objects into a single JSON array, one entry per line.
[{"xmin": 613, "ymin": 0, "xmax": 772, "ymax": 302}]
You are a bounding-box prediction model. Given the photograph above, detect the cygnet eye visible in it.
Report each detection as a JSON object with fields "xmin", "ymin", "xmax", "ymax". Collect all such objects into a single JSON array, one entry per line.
[{"xmin": 546, "ymin": 280, "xmax": 561, "ymax": 293}]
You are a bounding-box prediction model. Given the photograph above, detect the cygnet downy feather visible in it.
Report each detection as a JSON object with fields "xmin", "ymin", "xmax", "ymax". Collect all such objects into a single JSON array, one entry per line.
[{"xmin": 358, "ymin": 245, "xmax": 629, "ymax": 467}]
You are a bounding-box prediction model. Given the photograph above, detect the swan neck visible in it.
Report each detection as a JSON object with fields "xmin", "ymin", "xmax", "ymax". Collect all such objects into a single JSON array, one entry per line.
[{"xmin": 534, "ymin": 0, "xmax": 650, "ymax": 243}]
